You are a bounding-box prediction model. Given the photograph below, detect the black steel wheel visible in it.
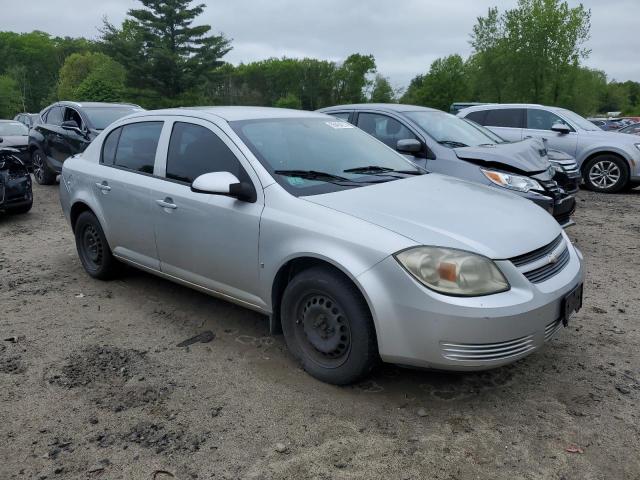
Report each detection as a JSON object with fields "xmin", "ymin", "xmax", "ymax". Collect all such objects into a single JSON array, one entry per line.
[
  {"xmin": 281, "ymin": 266, "xmax": 378, "ymax": 385},
  {"xmin": 74, "ymin": 211, "xmax": 118, "ymax": 280}
]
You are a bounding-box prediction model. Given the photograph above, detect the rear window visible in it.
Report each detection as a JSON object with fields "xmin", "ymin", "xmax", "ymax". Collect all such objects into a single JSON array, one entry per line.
[
  {"xmin": 464, "ymin": 110, "xmax": 487, "ymax": 125},
  {"xmin": 484, "ymin": 109, "xmax": 525, "ymax": 128}
]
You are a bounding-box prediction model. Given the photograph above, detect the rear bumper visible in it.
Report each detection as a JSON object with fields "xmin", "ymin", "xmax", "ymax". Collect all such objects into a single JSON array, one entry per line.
[{"xmin": 357, "ymin": 239, "xmax": 585, "ymax": 371}]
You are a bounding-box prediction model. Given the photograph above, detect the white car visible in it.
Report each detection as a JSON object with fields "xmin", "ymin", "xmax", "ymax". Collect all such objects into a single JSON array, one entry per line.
[{"xmin": 458, "ymin": 103, "xmax": 640, "ymax": 192}]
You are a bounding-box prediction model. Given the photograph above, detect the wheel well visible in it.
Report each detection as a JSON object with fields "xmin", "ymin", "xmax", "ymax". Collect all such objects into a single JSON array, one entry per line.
[
  {"xmin": 581, "ymin": 151, "xmax": 628, "ymax": 175},
  {"xmin": 269, "ymin": 257, "xmax": 370, "ymax": 335},
  {"xmin": 70, "ymin": 202, "xmax": 93, "ymax": 232}
]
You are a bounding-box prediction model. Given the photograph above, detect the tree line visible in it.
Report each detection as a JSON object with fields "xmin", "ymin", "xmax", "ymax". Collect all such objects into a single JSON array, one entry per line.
[{"xmin": 1, "ymin": 0, "xmax": 638, "ymax": 119}]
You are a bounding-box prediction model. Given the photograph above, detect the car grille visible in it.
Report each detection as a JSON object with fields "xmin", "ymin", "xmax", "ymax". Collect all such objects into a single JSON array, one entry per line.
[
  {"xmin": 538, "ymin": 179, "xmax": 563, "ymax": 198},
  {"xmin": 550, "ymin": 158, "xmax": 579, "ymax": 175},
  {"xmin": 544, "ymin": 318, "xmax": 563, "ymax": 342},
  {"xmin": 441, "ymin": 335, "xmax": 535, "ymax": 361},
  {"xmin": 509, "ymin": 234, "xmax": 571, "ymax": 284}
]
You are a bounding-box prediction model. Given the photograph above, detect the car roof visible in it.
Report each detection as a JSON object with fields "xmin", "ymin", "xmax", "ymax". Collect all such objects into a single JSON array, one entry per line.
[
  {"xmin": 125, "ymin": 106, "xmax": 331, "ymax": 122},
  {"xmin": 52, "ymin": 101, "xmax": 142, "ymax": 109},
  {"xmin": 319, "ymin": 103, "xmax": 440, "ymax": 114}
]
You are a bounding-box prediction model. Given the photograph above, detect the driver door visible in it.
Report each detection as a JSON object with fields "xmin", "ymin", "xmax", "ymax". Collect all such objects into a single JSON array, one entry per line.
[
  {"xmin": 150, "ymin": 118, "xmax": 265, "ymax": 308},
  {"xmin": 524, "ymin": 108, "xmax": 579, "ymax": 156}
]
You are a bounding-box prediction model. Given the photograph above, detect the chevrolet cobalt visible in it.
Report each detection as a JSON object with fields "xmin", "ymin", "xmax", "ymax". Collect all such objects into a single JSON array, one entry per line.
[{"xmin": 60, "ymin": 107, "xmax": 584, "ymax": 384}]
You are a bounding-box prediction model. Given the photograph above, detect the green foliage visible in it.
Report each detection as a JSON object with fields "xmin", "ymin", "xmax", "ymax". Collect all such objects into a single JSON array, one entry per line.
[
  {"xmin": 101, "ymin": 0, "xmax": 231, "ymax": 97},
  {"xmin": 370, "ymin": 75, "xmax": 395, "ymax": 103},
  {"xmin": 401, "ymin": 55, "xmax": 470, "ymax": 111},
  {"xmin": 57, "ymin": 52, "xmax": 126, "ymax": 101},
  {"xmin": 334, "ymin": 54, "xmax": 376, "ymax": 104},
  {"xmin": 0, "ymin": 74, "xmax": 23, "ymax": 118},
  {"xmin": 275, "ymin": 93, "xmax": 303, "ymax": 109}
]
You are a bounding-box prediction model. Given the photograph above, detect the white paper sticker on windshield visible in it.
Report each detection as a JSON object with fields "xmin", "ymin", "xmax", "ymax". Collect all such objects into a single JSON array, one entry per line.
[{"xmin": 325, "ymin": 121, "xmax": 354, "ymax": 129}]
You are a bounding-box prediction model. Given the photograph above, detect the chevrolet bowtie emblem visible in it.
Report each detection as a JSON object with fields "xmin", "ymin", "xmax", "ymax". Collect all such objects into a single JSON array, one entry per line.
[{"xmin": 548, "ymin": 252, "xmax": 559, "ymax": 264}]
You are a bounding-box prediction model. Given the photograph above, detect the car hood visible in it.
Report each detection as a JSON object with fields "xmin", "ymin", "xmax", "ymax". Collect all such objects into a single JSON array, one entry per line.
[
  {"xmin": 303, "ymin": 174, "xmax": 561, "ymax": 259},
  {"xmin": 453, "ymin": 138, "xmax": 549, "ymax": 173},
  {"xmin": 0, "ymin": 135, "xmax": 28, "ymax": 147}
]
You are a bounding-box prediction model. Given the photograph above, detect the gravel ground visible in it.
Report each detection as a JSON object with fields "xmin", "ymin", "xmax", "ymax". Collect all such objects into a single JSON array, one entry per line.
[{"xmin": 1, "ymin": 181, "xmax": 639, "ymax": 480}]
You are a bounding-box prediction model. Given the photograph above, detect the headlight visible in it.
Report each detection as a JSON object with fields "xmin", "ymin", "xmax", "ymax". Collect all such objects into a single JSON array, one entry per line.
[
  {"xmin": 481, "ymin": 169, "xmax": 543, "ymax": 193},
  {"xmin": 395, "ymin": 246, "xmax": 510, "ymax": 296},
  {"xmin": 548, "ymin": 161, "xmax": 564, "ymax": 174}
]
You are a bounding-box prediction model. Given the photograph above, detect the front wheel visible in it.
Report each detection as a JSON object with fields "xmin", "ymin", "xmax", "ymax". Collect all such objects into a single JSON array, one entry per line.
[
  {"xmin": 74, "ymin": 211, "xmax": 119, "ymax": 280},
  {"xmin": 583, "ymin": 155, "xmax": 629, "ymax": 193},
  {"xmin": 31, "ymin": 149, "xmax": 57, "ymax": 185},
  {"xmin": 281, "ymin": 266, "xmax": 379, "ymax": 385}
]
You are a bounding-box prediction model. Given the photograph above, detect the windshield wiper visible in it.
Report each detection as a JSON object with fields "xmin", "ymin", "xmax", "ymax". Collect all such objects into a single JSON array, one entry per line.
[
  {"xmin": 344, "ymin": 165, "xmax": 425, "ymax": 176},
  {"xmin": 438, "ymin": 140, "xmax": 469, "ymax": 148},
  {"xmin": 274, "ymin": 169, "xmax": 362, "ymax": 185}
]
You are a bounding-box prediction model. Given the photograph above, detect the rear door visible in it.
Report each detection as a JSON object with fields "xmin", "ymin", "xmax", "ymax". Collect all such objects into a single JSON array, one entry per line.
[
  {"xmin": 525, "ymin": 108, "xmax": 578, "ymax": 156},
  {"xmin": 150, "ymin": 117, "xmax": 264, "ymax": 306},
  {"xmin": 480, "ymin": 108, "xmax": 525, "ymax": 142},
  {"xmin": 93, "ymin": 120, "xmax": 164, "ymax": 269}
]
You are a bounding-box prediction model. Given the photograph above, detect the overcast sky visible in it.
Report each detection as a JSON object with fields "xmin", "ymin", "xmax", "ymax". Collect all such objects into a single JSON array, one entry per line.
[{"xmin": 2, "ymin": 0, "xmax": 638, "ymax": 89}]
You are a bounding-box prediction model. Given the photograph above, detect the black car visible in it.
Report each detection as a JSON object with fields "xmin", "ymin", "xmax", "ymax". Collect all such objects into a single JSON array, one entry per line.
[
  {"xmin": 0, "ymin": 141, "xmax": 32, "ymax": 215},
  {"xmin": 0, "ymin": 120, "xmax": 31, "ymax": 168},
  {"xmin": 29, "ymin": 101, "xmax": 144, "ymax": 185}
]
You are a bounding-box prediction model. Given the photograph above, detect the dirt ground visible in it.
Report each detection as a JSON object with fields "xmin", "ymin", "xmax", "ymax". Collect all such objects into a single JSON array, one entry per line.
[{"xmin": 1, "ymin": 181, "xmax": 639, "ymax": 480}]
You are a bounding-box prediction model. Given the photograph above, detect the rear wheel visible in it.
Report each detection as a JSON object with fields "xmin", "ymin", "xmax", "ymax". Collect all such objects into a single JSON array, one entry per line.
[
  {"xmin": 74, "ymin": 211, "xmax": 118, "ymax": 280},
  {"xmin": 583, "ymin": 155, "xmax": 629, "ymax": 193},
  {"xmin": 281, "ymin": 266, "xmax": 378, "ymax": 385},
  {"xmin": 31, "ymin": 149, "xmax": 56, "ymax": 185}
]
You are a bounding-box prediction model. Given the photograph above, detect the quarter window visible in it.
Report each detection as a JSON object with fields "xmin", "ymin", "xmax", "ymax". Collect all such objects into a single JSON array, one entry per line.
[
  {"xmin": 101, "ymin": 127, "xmax": 122, "ymax": 165},
  {"xmin": 330, "ymin": 112, "xmax": 351, "ymax": 122},
  {"xmin": 483, "ymin": 109, "xmax": 525, "ymax": 128},
  {"xmin": 465, "ymin": 110, "xmax": 487, "ymax": 125},
  {"xmin": 113, "ymin": 122, "xmax": 163, "ymax": 174},
  {"xmin": 526, "ymin": 109, "xmax": 573, "ymax": 132},
  {"xmin": 165, "ymin": 122, "xmax": 249, "ymax": 184},
  {"xmin": 356, "ymin": 113, "xmax": 418, "ymax": 149}
]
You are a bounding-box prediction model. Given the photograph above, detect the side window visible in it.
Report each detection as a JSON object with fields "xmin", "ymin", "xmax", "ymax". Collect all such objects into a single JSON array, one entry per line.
[
  {"xmin": 526, "ymin": 109, "xmax": 573, "ymax": 132},
  {"xmin": 46, "ymin": 107, "xmax": 64, "ymax": 126},
  {"xmin": 330, "ymin": 112, "xmax": 351, "ymax": 122},
  {"xmin": 357, "ymin": 113, "xmax": 418, "ymax": 149},
  {"xmin": 484, "ymin": 109, "xmax": 524, "ymax": 128},
  {"xmin": 63, "ymin": 107, "xmax": 83, "ymax": 129},
  {"xmin": 166, "ymin": 122, "xmax": 249, "ymax": 184},
  {"xmin": 465, "ymin": 110, "xmax": 487, "ymax": 125},
  {"xmin": 101, "ymin": 127, "xmax": 122, "ymax": 165},
  {"xmin": 113, "ymin": 122, "xmax": 163, "ymax": 174}
]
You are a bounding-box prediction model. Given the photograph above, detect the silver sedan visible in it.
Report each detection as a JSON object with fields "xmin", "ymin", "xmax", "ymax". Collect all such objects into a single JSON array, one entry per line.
[{"xmin": 59, "ymin": 107, "xmax": 585, "ymax": 384}]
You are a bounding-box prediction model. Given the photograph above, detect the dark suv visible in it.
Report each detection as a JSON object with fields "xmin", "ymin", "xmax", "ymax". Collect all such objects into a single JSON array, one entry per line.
[{"xmin": 29, "ymin": 101, "xmax": 144, "ymax": 184}]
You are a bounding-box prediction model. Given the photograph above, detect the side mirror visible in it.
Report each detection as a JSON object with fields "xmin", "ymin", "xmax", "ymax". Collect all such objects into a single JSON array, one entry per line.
[
  {"xmin": 191, "ymin": 171, "xmax": 256, "ymax": 203},
  {"xmin": 397, "ymin": 138, "xmax": 422, "ymax": 155},
  {"xmin": 551, "ymin": 123, "xmax": 570, "ymax": 134}
]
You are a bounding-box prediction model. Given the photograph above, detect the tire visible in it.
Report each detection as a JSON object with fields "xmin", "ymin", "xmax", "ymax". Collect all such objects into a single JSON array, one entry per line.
[
  {"xmin": 31, "ymin": 148, "xmax": 57, "ymax": 185},
  {"xmin": 583, "ymin": 154, "xmax": 629, "ymax": 193},
  {"xmin": 74, "ymin": 211, "xmax": 118, "ymax": 280},
  {"xmin": 281, "ymin": 266, "xmax": 379, "ymax": 385},
  {"xmin": 7, "ymin": 201, "xmax": 32, "ymax": 215}
]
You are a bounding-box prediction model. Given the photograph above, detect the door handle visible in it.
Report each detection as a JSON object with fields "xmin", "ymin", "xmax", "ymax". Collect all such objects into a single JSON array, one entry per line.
[
  {"xmin": 156, "ymin": 198, "xmax": 177, "ymax": 210},
  {"xmin": 95, "ymin": 181, "xmax": 111, "ymax": 193}
]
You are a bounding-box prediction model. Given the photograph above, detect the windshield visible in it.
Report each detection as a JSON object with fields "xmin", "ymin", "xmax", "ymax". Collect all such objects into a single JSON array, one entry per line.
[
  {"xmin": 404, "ymin": 111, "xmax": 498, "ymax": 147},
  {"xmin": 0, "ymin": 122, "xmax": 28, "ymax": 136},
  {"xmin": 83, "ymin": 106, "xmax": 143, "ymax": 130},
  {"xmin": 557, "ymin": 108, "xmax": 601, "ymax": 131},
  {"xmin": 231, "ymin": 118, "xmax": 421, "ymax": 196}
]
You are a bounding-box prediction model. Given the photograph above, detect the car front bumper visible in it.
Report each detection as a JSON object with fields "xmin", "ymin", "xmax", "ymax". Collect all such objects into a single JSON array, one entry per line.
[{"xmin": 357, "ymin": 236, "xmax": 584, "ymax": 371}]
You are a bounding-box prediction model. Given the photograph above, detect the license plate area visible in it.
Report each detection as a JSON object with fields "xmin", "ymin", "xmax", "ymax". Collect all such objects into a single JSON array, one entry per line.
[{"xmin": 562, "ymin": 283, "xmax": 583, "ymax": 327}]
